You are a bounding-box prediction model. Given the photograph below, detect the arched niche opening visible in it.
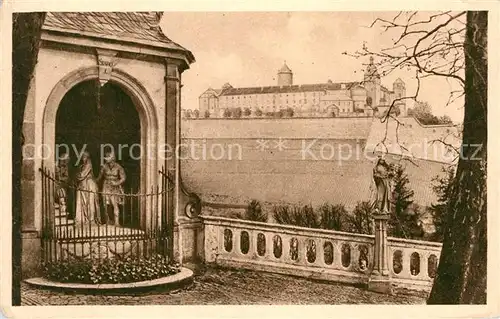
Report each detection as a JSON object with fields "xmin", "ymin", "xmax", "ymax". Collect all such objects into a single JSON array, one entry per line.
[{"xmin": 55, "ymin": 80, "xmax": 141, "ymax": 226}]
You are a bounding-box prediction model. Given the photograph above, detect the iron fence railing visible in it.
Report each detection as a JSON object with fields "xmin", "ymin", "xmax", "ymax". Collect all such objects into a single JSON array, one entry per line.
[{"xmin": 39, "ymin": 166, "xmax": 173, "ymax": 263}]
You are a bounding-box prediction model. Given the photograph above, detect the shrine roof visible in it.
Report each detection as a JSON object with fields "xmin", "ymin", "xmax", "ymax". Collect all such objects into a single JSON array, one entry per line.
[{"xmin": 43, "ymin": 12, "xmax": 194, "ymax": 62}]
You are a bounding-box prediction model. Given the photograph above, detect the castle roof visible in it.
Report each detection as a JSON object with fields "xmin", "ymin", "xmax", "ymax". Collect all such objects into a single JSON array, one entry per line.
[
  {"xmin": 219, "ymin": 82, "xmax": 359, "ymax": 96},
  {"xmin": 43, "ymin": 12, "xmax": 195, "ymax": 63},
  {"xmin": 381, "ymin": 85, "xmax": 394, "ymax": 94},
  {"xmin": 278, "ymin": 62, "xmax": 292, "ymax": 73}
]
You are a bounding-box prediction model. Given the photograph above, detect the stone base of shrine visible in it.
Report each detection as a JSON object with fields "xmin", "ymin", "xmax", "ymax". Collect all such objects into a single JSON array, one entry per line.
[{"xmin": 24, "ymin": 267, "xmax": 194, "ymax": 295}]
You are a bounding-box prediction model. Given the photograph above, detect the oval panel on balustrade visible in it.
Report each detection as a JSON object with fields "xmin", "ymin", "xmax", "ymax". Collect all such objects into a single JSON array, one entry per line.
[
  {"xmin": 323, "ymin": 241, "xmax": 334, "ymax": 265},
  {"xmin": 273, "ymin": 235, "xmax": 282, "ymax": 258},
  {"xmin": 410, "ymin": 252, "xmax": 420, "ymax": 276},
  {"xmin": 428, "ymin": 254, "xmax": 438, "ymax": 278},
  {"xmin": 240, "ymin": 231, "xmax": 250, "ymax": 254},
  {"xmin": 289, "ymin": 237, "xmax": 299, "ymax": 261},
  {"xmin": 257, "ymin": 233, "xmax": 266, "ymax": 256},
  {"xmin": 341, "ymin": 243, "xmax": 351, "ymax": 267},
  {"xmin": 224, "ymin": 229, "xmax": 233, "ymax": 252},
  {"xmin": 393, "ymin": 250, "xmax": 403, "ymax": 274},
  {"xmin": 358, "ymin": 244, "xmax": 369, "ymax": 272},
  {"xmin": 306, "ymin": 239, "xmax": 316, "ymax": 263}
]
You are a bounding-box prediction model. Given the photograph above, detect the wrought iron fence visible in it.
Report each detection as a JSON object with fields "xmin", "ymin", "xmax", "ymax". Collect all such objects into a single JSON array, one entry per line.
[{"xmin": 39, "ymin": 167, "xmax": 173, "ymax": 263}]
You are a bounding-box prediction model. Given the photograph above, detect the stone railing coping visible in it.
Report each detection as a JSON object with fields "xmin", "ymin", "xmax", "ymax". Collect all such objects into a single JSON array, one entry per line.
[
  {"xmin": 201, "ymin": 214, "xmax": 375, "ymax": 243},
  {"xmin": 201, "ymin": 215, "xmax": 443, "ymax": 251},
  {"xmin": 388, "ymin": 236, "xmax": 442, "ymax": 250}
]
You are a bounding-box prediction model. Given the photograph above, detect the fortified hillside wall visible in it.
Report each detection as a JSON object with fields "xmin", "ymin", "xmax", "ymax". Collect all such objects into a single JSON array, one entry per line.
[{"xmin": 180, "ymin": 117, "xmax": 456, "ymax": 210}]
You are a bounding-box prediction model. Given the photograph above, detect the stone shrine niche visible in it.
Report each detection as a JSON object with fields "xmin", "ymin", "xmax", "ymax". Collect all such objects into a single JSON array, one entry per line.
[
  {"xmin": 55, "ymin": 80, "xmax": 141, "ymax": 193},
  {"xmin": 20, "ymin": 11, "xmax": 195, "ymax": 278}
]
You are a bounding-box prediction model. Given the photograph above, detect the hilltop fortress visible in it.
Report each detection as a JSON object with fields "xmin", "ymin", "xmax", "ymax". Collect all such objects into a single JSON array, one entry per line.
[{"xmin": 198, "ymin": 57, "xmax": 407, "ymax": 118}]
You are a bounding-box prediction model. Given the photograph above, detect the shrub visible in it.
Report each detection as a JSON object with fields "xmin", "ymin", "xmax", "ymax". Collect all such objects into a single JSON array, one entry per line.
[
  {"xmin": 318, "ymin": 203, "xmax": 346, "ymax": 231},
  {"xmin": 284, "ymin": 107, "xmax": 294, "ymax": 117},
  {"xmin": 255, "ymin": 108, "xmax": 263, "ymax": 116},
  {"xmin": 389, "ymin": 164, "xmax": 424, "ymax": 239},
  {"xmin": 193, "ymin": 109, "xmax": 200, "ymax": 118},
  {"xmin": 204, "ymin": 110, "xmax": 210, "ymax": 118},
  {"xmin": 237, "ymin": 200, "xmax": 267, "ymax": 222},
  {"xmin": 243, "ymin": 107, "xmax": 252, "ymax": 117},
  {"xmin": 346, "ymin": 201, "xmax": 373, "ymax": 235},
  {"xmin": 43, "ymin": 255, "xmax": 181, "ymax": 284},
  {"xmin": 429, "ymin": 166, "xmax": 456, "ymax": 242},
  {"xmin": 223, "ymin": 108, "xmax": 231, "ymax": 118},
  {"xmin": 232, "ymin": 107, "xmax": 242, "ymax": 118},
  {"xmin": 273, "ymin": 204, "xmax": 320, "ymax": 229}
]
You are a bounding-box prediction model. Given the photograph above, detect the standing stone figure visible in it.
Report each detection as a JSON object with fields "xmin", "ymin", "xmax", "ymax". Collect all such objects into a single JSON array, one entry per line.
[
  {"xmin": 74, "ymin": 151, "xmax": 101, "ymax": 224},
  {"xmin": 55, "ymin": 153, "xmax": 70, "ymax": 215},
  {"xmin": 372, "ymin": 157, "xmax": 394, "ymax": 213},
  {"xmin": 98, "ymin": 152, "xmax": 126, "ymax": 226}
]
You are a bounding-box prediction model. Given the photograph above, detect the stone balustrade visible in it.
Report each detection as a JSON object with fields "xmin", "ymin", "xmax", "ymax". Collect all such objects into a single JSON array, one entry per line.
[
  {"xmin": 201, "ymin": 215, "xmax": 442, "ymax": 291},
  {"xmin": 387, "ymin": 236, "xmax": 442, "ymax": 290}
]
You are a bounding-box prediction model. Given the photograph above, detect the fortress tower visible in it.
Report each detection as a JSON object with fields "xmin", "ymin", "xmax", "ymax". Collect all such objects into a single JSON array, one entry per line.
[
  {"xmin": 393, "ymin": 77, "xmax": 407, "ymax": 115},
  {"xmin": 277, "ymin": 61, "xmax": 293, "ymax": 86},
  {"xmin": 363, "ymin": 56, "xmax": 381, "ymax": 107}
]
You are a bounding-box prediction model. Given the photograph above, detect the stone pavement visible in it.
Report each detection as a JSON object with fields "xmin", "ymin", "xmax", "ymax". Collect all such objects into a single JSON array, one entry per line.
[{"xmin": 21, "ymin": 266, "xmax": 427, "ymax": 305}]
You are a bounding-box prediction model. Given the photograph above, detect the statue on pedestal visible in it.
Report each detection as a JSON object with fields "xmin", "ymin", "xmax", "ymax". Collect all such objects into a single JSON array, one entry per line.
[
  {"xmin": 74, "ymin": 152, "xmax": 101, "ymax": 224},
  {"xmin": 372, "ymin": 157, "xmax": 394, "ymax": 214},
  {"xmin": 98, "ymin": 151, "xmax": 126, "ymax": 226}
]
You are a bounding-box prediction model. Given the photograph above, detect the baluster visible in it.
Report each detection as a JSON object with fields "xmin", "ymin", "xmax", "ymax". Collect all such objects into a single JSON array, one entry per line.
[
  {"xmin": 282, "ymin": 234, "xmax": 290, "ymax": 263},
  {"xmin": 387, "ymin": 247, "xmax": 394, "ymax": 275},
  {"xmin": 219, "ymin": 226, "xmax": 225, "ymax": 252},
  {"xmin": 401, "ymin": 250, "xmax": 411, "ymax": 278},
  {"xmin": 265, "ymin": 232, "xmax": 273, "ymax": 260},
  {"xmin": 333, "ymin": 241, "xmax": 343, "ymax": 269},
  {"xmin": 233, "ymin": 229, "xmax": 241, "ymax": 256},
  {"xmin": 316, "ymin": 238, "xmax": 325, "ymax": 267},
  {"xmin": 420, "ymin": 251, "xmax": 429, "ymax": 280},
  {"xmin": 298, "ymin": 236, "xmax": 306, "ymax": 266},
  {"xmin": 350, "ymin": 243, "xmax": 358, "ymax": 271},
  {"xmin": 368, "ymin": 244, "xmax": 375, "ymax": 270},
  {"xmin": 247, "ymin": 230, "xmax": 255, "ymax": 257}
]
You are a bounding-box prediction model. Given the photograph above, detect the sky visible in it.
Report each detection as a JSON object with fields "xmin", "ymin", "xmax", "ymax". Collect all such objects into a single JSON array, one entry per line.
[{"xmin": 161, "ymin": 12, "xmax": 465, "ymax": 122}]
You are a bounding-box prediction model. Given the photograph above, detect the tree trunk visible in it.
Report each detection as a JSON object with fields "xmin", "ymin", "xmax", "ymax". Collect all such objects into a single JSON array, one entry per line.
[
  {"xmin": 427, "ymin": 11, "xmax": 487, "ymax": 304},
  {"xmin": 12, "ymin": 12, "xmax": 46, "ymax": 306}
]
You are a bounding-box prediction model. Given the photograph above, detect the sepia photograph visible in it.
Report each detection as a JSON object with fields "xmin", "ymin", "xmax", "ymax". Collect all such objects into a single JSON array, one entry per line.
[{"xmin": 3, "ymin": 2, "xmax": 498, "ymax": 316}]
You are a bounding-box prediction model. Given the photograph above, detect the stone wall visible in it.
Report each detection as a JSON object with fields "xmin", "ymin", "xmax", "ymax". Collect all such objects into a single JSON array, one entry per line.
[{"xmin": 180, "ymin": 117, "xmax": 456, "ymax": 211}]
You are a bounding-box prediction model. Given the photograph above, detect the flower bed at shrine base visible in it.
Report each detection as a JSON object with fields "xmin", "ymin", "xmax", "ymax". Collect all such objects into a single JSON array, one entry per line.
[{"xmin": 201, "ymin": 215, "xmax": 442, "ymax": 292}]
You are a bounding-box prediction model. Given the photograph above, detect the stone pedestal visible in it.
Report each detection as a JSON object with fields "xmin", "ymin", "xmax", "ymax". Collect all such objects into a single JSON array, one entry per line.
[{"xmin": 368, "ymin": 211, "xmax": 393, "ymax": 294}]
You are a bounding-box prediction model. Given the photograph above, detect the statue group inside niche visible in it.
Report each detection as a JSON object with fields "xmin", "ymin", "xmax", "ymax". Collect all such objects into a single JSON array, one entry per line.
[{"xmin": 55, "ymin": 150, "xmax": 127, "ymax": 226}]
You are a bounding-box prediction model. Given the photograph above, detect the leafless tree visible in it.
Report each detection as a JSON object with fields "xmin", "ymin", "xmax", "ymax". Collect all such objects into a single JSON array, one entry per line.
[{"xmin": 347, "ymin": 11, "xmax": 486, "ymax": 304}]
